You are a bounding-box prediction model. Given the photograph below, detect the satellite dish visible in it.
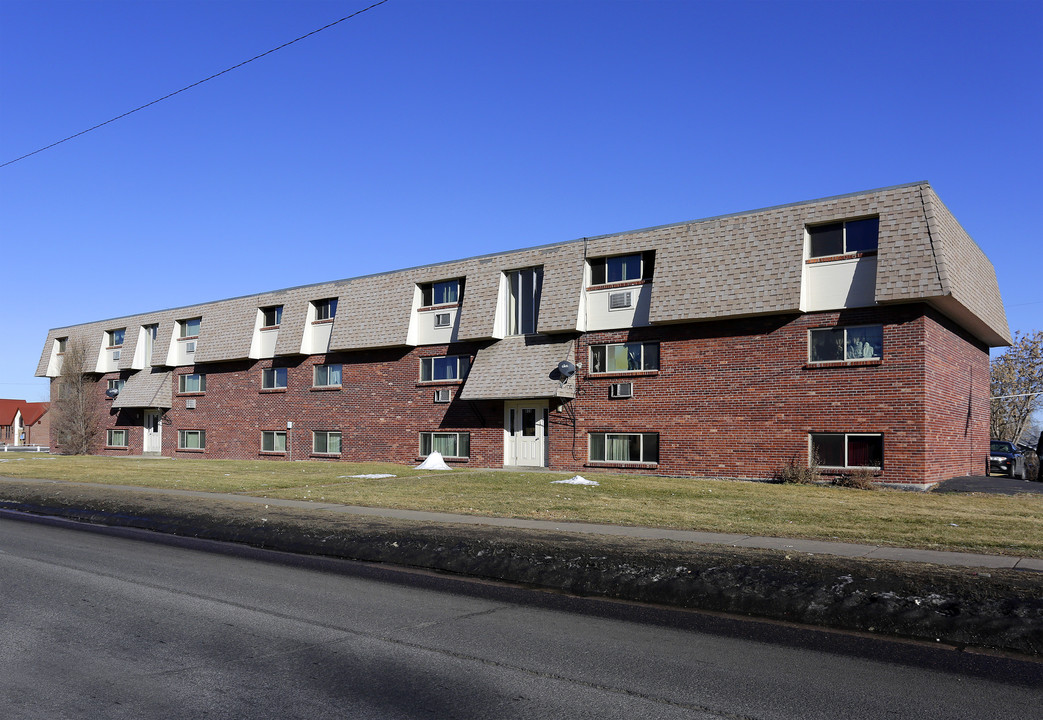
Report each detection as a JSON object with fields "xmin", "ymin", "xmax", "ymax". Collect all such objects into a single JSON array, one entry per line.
[
  {"xmin": 105, "ymin": 388, "xmax": 119, "ymax": 398},
  {"xmin": 557, "ymin": 360, "xmax": 576, "ymax": 378}
]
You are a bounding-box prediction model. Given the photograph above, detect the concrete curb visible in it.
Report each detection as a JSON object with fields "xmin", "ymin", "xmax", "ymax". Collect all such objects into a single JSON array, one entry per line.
[{"xmin": 1, "ymin": 480, "xmax": 1041, "ymax": 656}]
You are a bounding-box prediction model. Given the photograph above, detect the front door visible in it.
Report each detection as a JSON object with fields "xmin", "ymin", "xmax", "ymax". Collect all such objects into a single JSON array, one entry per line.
[
  {"xmin": 504, "ymin": 401, "xmax": 547, "ymax": 467},
  {"xmin": 143, "ymin": 409, "xmax": 162, "ymax": 453}
]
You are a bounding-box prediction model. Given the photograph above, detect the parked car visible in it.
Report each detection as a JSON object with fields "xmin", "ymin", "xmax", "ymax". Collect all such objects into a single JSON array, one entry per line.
[{"xmin": 988, "ymin": 440, "xmax": 1027, "ymax": 479}]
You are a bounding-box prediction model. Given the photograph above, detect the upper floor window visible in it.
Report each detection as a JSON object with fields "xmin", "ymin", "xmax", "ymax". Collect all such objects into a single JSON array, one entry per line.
[
  {"xmin": 57, "ymin": 337, "xmax": 68, "ymax": 354},
  {"xmin": 421, "ymin": 279, "xmax": 464, "ymax": 307},
  {"xmin": 507, "ymin": 267, "xmax": 542, "ymax": 335},
  {"xmin": 589, "ymin": 251, "xmax": 655, "ymax": 286},
  {"xmin": 107, "ymin": 328, "xmax": 125, "ymax": 347},
  {"xmin": 180, "ymin": 317, "xmax": 201, "ymax": 338},
  {"xmin": 590, "ymin": 342, "xmax": 659, "ymax": 374},
  {"xmin": 262, "ymin": 367, "xmax": 288, "ymax": 389},
  {"xmin": 107, "ymin": 378, "xmax": 125, "ymax": 393},
  {"xmin": 178, "ymin": 373, "xmax": 206, "ymax": 393},
  {"xmin": 143, "ymin": 324, "xmax": 158, "ymax": 365},
  {"xmin": 420, "ymin": 355, "xmax": 470, "ymax": 382},
  {"xmin": 262, "ymin": 305, "xmax": 283, "ymax": 327},
  {"xmin": 809, "ymin": 325, "xmax": 882, "ymax": 363},
  {"xmin": 808, "ymin": 217, "xmax": 879, "ymax": 258},
  {"xmin": 314, "ymin": 298, "xmax": 338, "ymax": 321},
  {"xmin": 313, "ymin": 363, "xmax": 342, "ymax": 388}
]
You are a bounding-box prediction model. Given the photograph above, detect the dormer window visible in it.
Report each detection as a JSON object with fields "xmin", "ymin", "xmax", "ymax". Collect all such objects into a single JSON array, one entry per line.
[
  {"xmin": 180, "ymin": 317, "xmax": 201, "ymax": 338},
  {"xmin": 808, "ymin": 217, "xmax": 879, "ymax": 258},
  {"xmin": 107, "ymin": 328, "xmax": 125, "ymax": 347},
  {"xmin": 262, "ymin": 305, "xmax": 283, "ymax": 327},
  {"xmin": 314, "ymin": 298, "xmax": 338, "ymax": 321},
  {"xmin": 56, "ymin": 337, "xmax": 68, "ymax": 354},
  {"xmin": 589, "ymin": 251, "xmax": 655, "ymax": 286},
  {"xmin": 421, "ymin": 279, "xmax": 464, "ymax": 307},
  {"xmin": 506, "ymin": 267, "xmax": 542, "ymax": 335}
]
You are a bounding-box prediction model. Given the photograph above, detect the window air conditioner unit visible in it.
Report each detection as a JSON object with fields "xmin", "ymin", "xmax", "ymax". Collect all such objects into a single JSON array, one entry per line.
[
  {"xmin": 112, "ymin": 350, "xmax": 121, "ymax": 361},
  {"xmin": 610, "ymin": 382, "xmax": 633, "ymax": 398},
  {"xmin": 434, "ymin": 312, "xmax": 452, "ymax": 328},
  {"xmin": 609, "ymin": 291, "xmax": 632, "ymax": 310},
  {"xmin": 434, "ymin": 389, "xmax": 451, "ymax": 403},
  {"xmin": 186, "ymin": 341, "xmax": 196, "ymax": 354},
  {"xmin": 185, "ymin": 398, "xmax": 197, "ymax": 409}
]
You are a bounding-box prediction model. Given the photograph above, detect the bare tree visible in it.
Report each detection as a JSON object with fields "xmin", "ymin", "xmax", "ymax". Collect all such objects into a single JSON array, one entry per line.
[
  {"xmin": 50, "ymin": 338, "xmax": 101, "ymax": 454},
  {"xmin": 990, "ymin": 329, "xmax": 1043, "ymax": 442}
]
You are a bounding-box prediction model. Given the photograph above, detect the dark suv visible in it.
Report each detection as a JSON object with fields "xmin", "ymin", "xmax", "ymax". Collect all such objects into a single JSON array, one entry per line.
[{"xmin": 988, "ymin": 440, "xmax": 1027, "ymax": 479}]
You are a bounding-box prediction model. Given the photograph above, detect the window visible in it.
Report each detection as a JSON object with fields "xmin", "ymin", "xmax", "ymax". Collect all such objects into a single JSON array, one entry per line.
[
  {"xmin": 811, "ymin": 433, "xmax": 883, "ymax": 469},
  {"xmin": 314, "ymin": 298, "xmax": 338, "ymax": 321},
  {"xmin": 589, "ymin": 251, "xmax": 655, "ymax": 286},
  {"xmin": 313, "ymin": 431, "xmax": 341, "ymax": 454},
  {"xmin": 589, "ymin": 342, "xmax": 659, "ymax": 374},
  {"xmin": 507, "ymin": 267, "xmax": 542, "ymax": 335},
  {"xmin": 178, "ymin": 374, "xmax": 206, "ymax": 393},
  {"xmin": 808, "ymin": 217, "xmax": 879, "ymax": 258},
  {"xmin": 57, "ymin": 337, "xmax": 68, "ymax": 354},
  {"xmin": 107, "ymin": 328, "xmax": 125, "ymax": 347},
  {"xmin": 809, "ymin": 325, "xmax": 883, "ymax": 362},
  {"xmin": 262, "ymin": 367, "xmax": 287, "ymax": 389},
  {"xmin": 313, "ymin": 364, "xmax": 342, "ymax": 387},
  {"xmin": 262, "ymin": 306, "xmax": 283, "ymax": 327},
  {"xmin": 107, "ymin": 429, "xmax": 128, "ymax": 447},
  {"xmin": 143, "ymin": 324, "xmax": 158, "ymax": 365},
  {"xmin": 420, "ymin": 355, "xmax": 470, "ymax": 382},
  {"xmin": 421, "ymin": 279, "xmax": 464, "ymax": 307},
  {"xmin": 107, "ymin": 379, "xmax": 125, "ymax": 393},
  {"xmin": 180, "ymin": 317, "xmax": 201, "ymax": 338},
  {"xmin": 178, "ymin": 430, "xmax": 206, "ymax": 450},
  {"xmin": 262, "ymin": 431, "xmax": 287, "ymax": 452},
  {"xmin": 589, "ymin": 433, "xmax": 659, "ymax": 464},
  {"xmin": 420, "ymin": 431, "xmax": 469, "ymax": 459}
]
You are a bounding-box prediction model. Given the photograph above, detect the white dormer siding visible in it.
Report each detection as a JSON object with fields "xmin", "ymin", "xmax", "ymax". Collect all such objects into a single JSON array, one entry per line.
[
  {"xmin": 300, "ymin": 298, "xmax": 337, "ymax": 355},
  {"xmin": 410, "ymin": 279, "xmax": 463, "ymax": 346},
  {"xmin": 801, "ymin": 218, "xmax": 879, "ymax": 312},
  {"xmin": 249, "ymin": 307, "xmax": 280, "ymax": 359}
]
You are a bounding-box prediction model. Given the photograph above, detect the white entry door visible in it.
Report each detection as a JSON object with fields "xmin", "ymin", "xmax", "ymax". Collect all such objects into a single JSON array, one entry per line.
[
  {"xmin": 504, "ymin": 401, "xmax": 547, "ymax": 467},
  {"xmin": 143, "ymin": 409, "xmax": 162, "ymax": 453}
]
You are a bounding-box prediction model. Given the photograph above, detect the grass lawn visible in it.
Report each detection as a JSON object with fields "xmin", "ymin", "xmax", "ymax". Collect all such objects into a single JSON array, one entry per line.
[{"xmin": 2, "ymin": 454, "xmax": 1041, "ymax": 557}]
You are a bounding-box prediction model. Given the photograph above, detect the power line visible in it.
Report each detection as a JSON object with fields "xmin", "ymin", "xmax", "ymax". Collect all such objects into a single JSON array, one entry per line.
[{"xmin": 1, "ymin": 0, "xmax": 390, "ymax": 169}]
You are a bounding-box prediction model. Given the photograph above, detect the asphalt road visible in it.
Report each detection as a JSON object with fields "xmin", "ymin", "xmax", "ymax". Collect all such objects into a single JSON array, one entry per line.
[{"xmin": 2, "ymin": 517, "xmax": 1040, "ymax": 720}]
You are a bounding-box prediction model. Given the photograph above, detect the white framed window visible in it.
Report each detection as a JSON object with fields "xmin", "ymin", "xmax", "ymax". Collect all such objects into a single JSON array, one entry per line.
[
  {"xmin": 589, "ymin": 251, "xmax": 655, "ymax": 286},
  {"xmin": 262, "ymin": 367, "xmax": 287, "ymax": 389},
  {"xmin": 57, "ymin": 337, "xmax": 68, "ymax": 354},
  {"xmin": 178, "ymin": 374, "xmax": 206, "ymax": 393},
  {"xmin": 107, "ymin": 379, "xmax": 125, "ymax": 393},
  {"xmin": 807, "ymin": 217, "xmax": 879, "ymax": 258},
  {"xmin": 262, "ymin": 305, "xmax": 283, "ymax": 327},
  {"xmin": 809, "ymin": 325, "xmax": 882, "ymax": 362},
  {"xmin": 143, "ymin": 324, "xmax": 158, "ymax": 365},
  {"xmin": 589, "ymin": 342, "xmax": 659, "ymax": 374},
  {"xmin": 107, "ymin": 429, "xmax": 128, "ymax": 447},
  {"xmin": 178, "ymin": 429, "xmax": 206, "ymax": 450},
  {"xmin": 262, "ymin": 431, "xmax": 287, "ymax": 452},
  {"xmin": 313, "ymin": 298, "xmax": 338, "ymax": 321},
  {"xmin": 179, "ymin": 317, "xmax": 201, "ymax": 338},
  {"xmin": 421, "ymin": 279, "xmax": 463, "ymax": 307},
  {"xmin": 420, "ymin": 355, "xmax": 470, "ymax": 382},
  {"xmin": 107, "ymin": 328, "xmax": 125, "ymax": 347},
  {"xmin": 506, "ymin": 267, "xmax": 542, "ymax": 335},
  {"xmin": 420, "ymin": 431, "xmax": 469, "ymax": 459},
  {"xmin": 313, "ymin": 431, "xmax": 341, "ymax": 454},
  {"xmin": 589, "ymin": 432, "xmax": 659, "ymax": 464},
  {"xmin": 811, "ymin": 433, "xmax": 883, "ymax": 469},
  {"xmin": 313, "ymin": 364, "xmax": 342, "ymax": 387}
]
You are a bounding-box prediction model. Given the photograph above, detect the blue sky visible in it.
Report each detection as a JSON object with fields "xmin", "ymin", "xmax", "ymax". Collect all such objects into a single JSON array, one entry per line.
[{"xmin": 1, "ymin": 0, "xmax": 1040, "ymax": 402}]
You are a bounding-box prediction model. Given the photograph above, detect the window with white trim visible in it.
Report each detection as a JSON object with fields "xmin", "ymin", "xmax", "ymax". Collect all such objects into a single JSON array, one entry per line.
[
  {"xmin": 811, "ymin": 433, "xmax": 883, "ymax": 469},
  {"xmin": 809, "ymin": 325, "xmax": 883, "ymax": 362},
  {"xmin": 589, "ymin": 432, "xmax": 658, "ymax": 464},
  {"xmin": 314, "ymin": 298, "xmax": 338, "ymax": 321},
  {"xmin": 178, "ymin": 374, "xmax": 206, "ymax": 393},
  {"xmin": 179, "ymin": 317, "xmax": 201, "ymax": 338},
  {"xmin": 808, "ymin": 217, "xmax": 879, "ymax": 258},
  {"xmin": 262, "ymin": 367, "xmax": 287, "ymax": 389},
  {"xmin": 262, "ymin": 431, "xmax": 287, "ymax": 452},
  {"xmin": 420, "ymin": 355, "xmax": 470, "ymax": 382},
  {"xmin": 57, "ymin": 337, "xmax": 68, "ymax": 354},
  {"xmin": 589, "ymin": 342, "xmax": 659, "ymax": 374},
  {"xmin": 107, "ymin": 429, "xmax": 128, "ymax": 447},
  {"xmin": 143, "ymin": 324, "xmax": 158, "ymax": 365},
  {"xmin": 107, "ymin": 378, "xmax": 125, "ymax": 393},
  {"xmin": 262, "ymin": 305, "xmax": 283, "ymax": 327},
  {"xmin": 313, "ymin": 364, "xmax": 342, "ymax": 387},
  {"xmin": 589, "ymin": 251, "xmax": 655, "ymax": 285},
  {"xmin": 313, "ymin": 431, "xmax": 341, "ymax": 454},
  {"xmin": 421, "ymin": 279, "xmax": 463, "ymax": 307},
  {"xmin": 178, "ymin": 429, "xmax": 206, "ymax": 450},
  {"xmin": 420, "ymin": 431, "xmax": 469, "ymax": 459},
  {"xmin": 106, "ymin": 328, "xmax": 125, "ymax": 347},
  {"xmin": 506, "ymin": 267, "xmax": 542, "ymax": 335}
]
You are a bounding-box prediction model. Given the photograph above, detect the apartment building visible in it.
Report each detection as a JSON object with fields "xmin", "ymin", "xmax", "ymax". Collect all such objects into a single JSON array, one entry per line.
[{"xmin": 36, "ymin": 182, "xmax": 1010, "ymax": 488}]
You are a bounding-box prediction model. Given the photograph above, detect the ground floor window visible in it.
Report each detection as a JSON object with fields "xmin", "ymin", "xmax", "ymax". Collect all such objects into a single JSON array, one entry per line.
[
  {"xmin": 313, "ymin": 431, "xmax": 341, "ymax": 454},
  {"xmin": 262, "ymin": 431, "xmax": 287, "ymax": 452},
  {"xmin": 811, "ymin": 433, "xmax": 882, "ymax": 468},
  {"xmin": 420, "ymin": 431, "xmax": 469, "ymax": 459},
  {"xmin": 589, "ymin": 432, "xmax": 658, "ymax": 463},
  {"xmin": 107, "ymin": 429, "xmax": 128, "ymax": 447},
  {"xmin": 178, "ymin": 429, "xmax": 206, "ymax": 450}
]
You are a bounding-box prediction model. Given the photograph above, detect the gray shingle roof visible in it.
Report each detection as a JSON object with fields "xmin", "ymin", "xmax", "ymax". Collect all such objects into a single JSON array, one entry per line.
[
  {"xmin": 458, "ymin": 335, "xmax": 576, "ymax": 400},
  {"xmin": 111, "ymin": 370, "xmax": 173, "ymax": 409}
]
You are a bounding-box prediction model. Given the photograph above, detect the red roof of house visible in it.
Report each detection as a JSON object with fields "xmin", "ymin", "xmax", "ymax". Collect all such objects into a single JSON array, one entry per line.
[{"xmin": 0, "ymin": 399, "xmax": 50, "ymax": 426}]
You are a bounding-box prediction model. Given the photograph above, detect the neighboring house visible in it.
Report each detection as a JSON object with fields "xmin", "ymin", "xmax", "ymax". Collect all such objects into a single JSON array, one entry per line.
[
  {"xmin": 0, "ymin": 399, "xmax": 50, "ymax": 446},
  {"xmin": 35, "ymin": 182, "xmax": 1010, "ymax": 488}
]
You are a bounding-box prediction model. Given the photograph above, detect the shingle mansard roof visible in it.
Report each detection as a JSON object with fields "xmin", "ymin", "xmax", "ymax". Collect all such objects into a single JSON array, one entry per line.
[{"xmin": 36, "ymin": 182, "xmax": 1011, "ymax": 378}]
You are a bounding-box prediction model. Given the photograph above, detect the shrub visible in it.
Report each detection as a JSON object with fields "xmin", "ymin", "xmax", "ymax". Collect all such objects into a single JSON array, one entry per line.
[
  {"xmin": 833, "ymin": 468, "xmax": 878, "ymax": 490},
  {"xmin": 773, "ymin": 452, "xmax": 821, "ymax": 484}
]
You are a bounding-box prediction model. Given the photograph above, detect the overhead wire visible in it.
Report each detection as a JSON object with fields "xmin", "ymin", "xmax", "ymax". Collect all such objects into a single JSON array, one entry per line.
[{"xmin": 0, "ymin": 0, "xmax": 390, "ymax": 169}]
